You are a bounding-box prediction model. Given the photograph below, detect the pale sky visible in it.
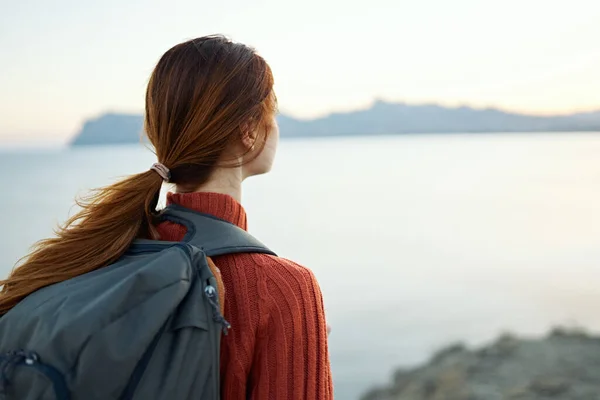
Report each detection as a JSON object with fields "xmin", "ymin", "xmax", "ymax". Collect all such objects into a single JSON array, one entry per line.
[{"xmin": 2, "ymin": 0, "xmax": 600, "ymax": 144}]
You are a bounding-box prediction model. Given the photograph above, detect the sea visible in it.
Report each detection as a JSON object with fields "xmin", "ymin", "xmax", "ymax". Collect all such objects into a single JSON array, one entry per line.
[{"xmin": 1, "ymin": 132, "xmax": 600, "ymax": 399}]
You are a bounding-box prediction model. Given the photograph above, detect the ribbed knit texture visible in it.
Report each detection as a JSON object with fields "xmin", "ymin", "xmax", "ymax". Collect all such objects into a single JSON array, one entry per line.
[{"xmin": 157, "ymin": 192, "xmax": 334, "ymax": 399}]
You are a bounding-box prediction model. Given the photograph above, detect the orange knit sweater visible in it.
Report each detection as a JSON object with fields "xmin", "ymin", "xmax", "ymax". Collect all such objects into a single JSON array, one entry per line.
[{"xmin": 157, "ymin": 192, "xmax": 334, "ymax": 399}]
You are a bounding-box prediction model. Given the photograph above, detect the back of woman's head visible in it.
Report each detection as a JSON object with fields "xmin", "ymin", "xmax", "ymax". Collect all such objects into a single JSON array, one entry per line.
[
  {"xmin": 0, "ymin": 35, "xmax": 277, "ymax": 314},
  {"xmin": 148, "ymin": 35, "xmax": 276, "ymax": 186}
]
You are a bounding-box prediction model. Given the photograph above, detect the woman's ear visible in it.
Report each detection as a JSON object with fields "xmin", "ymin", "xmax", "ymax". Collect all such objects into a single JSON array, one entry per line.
[{"xmin": 240, "ymin": 121, "xmax": 258, "ymax": 150}]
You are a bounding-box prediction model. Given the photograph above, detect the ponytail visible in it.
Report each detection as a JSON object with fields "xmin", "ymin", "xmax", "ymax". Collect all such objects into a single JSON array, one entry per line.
[{"xmin": 0, "ymin": 169, "xmax": 164, "ymax": 315}]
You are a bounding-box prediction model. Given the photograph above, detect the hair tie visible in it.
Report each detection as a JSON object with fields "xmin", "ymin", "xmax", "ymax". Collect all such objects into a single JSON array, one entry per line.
[{"xmin": 150, "ymin": 163, "xmax": 171, "ymax": 182}]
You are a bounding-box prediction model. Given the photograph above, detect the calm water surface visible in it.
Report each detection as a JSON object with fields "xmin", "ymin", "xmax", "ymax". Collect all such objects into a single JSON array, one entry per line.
[{"xmin": 2, "ymin": 133, "xmax": 600, "ymax": 399}]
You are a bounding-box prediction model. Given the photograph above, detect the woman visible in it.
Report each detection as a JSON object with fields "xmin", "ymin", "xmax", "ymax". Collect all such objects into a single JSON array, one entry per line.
[{"xmin": 0, "ymin": 35, "xmax": 333, "ymax": 399}]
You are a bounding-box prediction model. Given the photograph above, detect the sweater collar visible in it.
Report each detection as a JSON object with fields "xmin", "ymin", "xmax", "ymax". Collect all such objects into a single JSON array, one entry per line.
[{"xmin": 166, "ymin": 191, "xmax": 248, "ymax": 231}]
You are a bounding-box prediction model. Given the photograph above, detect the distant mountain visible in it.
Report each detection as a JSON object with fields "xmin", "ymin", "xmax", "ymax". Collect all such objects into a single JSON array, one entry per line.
[
  {"xmin": 70, "ymin": 101, "xmax": 600, "ymax": 145},
  {"xmin": 71, "ymin": 113, "xmax": 146, "ymax": 146}
]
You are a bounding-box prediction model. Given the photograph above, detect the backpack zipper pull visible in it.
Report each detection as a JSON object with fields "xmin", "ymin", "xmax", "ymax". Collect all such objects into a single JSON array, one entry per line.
[
  {"xmin": 24, "ymin": 353, "xmax": 38, "ymax": 365},
  {"xmin": 0, "ymin": 350, "xmax": 39, "ymax": 396},
  {"xmin": 204, "ymin": 285, "xmax": 231, "ymax": 335}
]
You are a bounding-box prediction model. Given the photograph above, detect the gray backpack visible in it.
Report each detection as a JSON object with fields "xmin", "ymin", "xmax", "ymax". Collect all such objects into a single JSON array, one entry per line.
[{"xmin": 0, "ymin": 204, "xmax": 275, "ymax": 400}]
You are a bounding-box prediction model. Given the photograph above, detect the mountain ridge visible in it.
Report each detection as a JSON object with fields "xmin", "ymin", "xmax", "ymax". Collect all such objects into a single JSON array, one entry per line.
[{"xmin": 71, "ymin": 100, "xmax": 600, "ymax": 145}]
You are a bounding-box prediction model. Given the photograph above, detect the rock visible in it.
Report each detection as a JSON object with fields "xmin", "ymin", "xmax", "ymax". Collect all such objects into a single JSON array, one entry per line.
[
  {"xmin": 360, "ymin": 327, "xmax": 600, "ymax": 400},
  {"xmin": 529, "ymin": 376, "xmax": 570, "ymax": 396}
]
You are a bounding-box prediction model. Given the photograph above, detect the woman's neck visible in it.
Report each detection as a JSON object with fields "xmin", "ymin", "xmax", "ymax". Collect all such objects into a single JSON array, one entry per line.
[{"xmin": 175, "ymin": 166, "xmax": 243, "ymax": 203}]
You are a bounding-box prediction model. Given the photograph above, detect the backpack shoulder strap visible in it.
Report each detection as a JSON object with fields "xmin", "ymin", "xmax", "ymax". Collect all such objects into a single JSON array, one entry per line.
[{"xmin": 157, "ymin": 204, "xmax": 277, "ymax": 257}]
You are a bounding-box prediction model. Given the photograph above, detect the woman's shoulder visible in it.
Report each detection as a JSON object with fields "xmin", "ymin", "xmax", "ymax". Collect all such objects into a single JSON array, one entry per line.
[
  {"xmin": 217, "ymin": 252, "xmax": 323, "ymax": 301},
  {"xmin": 246, "ymin": 253, "xmax": 317, "ymax": 281},
  {"xmin": 242, "ymin": 253, "xmax": 324, "ymax": 306}
]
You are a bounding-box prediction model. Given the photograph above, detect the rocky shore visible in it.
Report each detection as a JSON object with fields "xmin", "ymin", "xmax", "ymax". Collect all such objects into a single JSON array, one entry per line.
[{"xmin": 360, "ymin": 328, "xmax": 600, "ymax": 400}]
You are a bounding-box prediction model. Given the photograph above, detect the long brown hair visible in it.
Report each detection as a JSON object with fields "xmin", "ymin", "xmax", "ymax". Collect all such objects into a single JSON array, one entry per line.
[{"xmin": 0, "ymin": 35, "xmax": 276, "ymax": 314}]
